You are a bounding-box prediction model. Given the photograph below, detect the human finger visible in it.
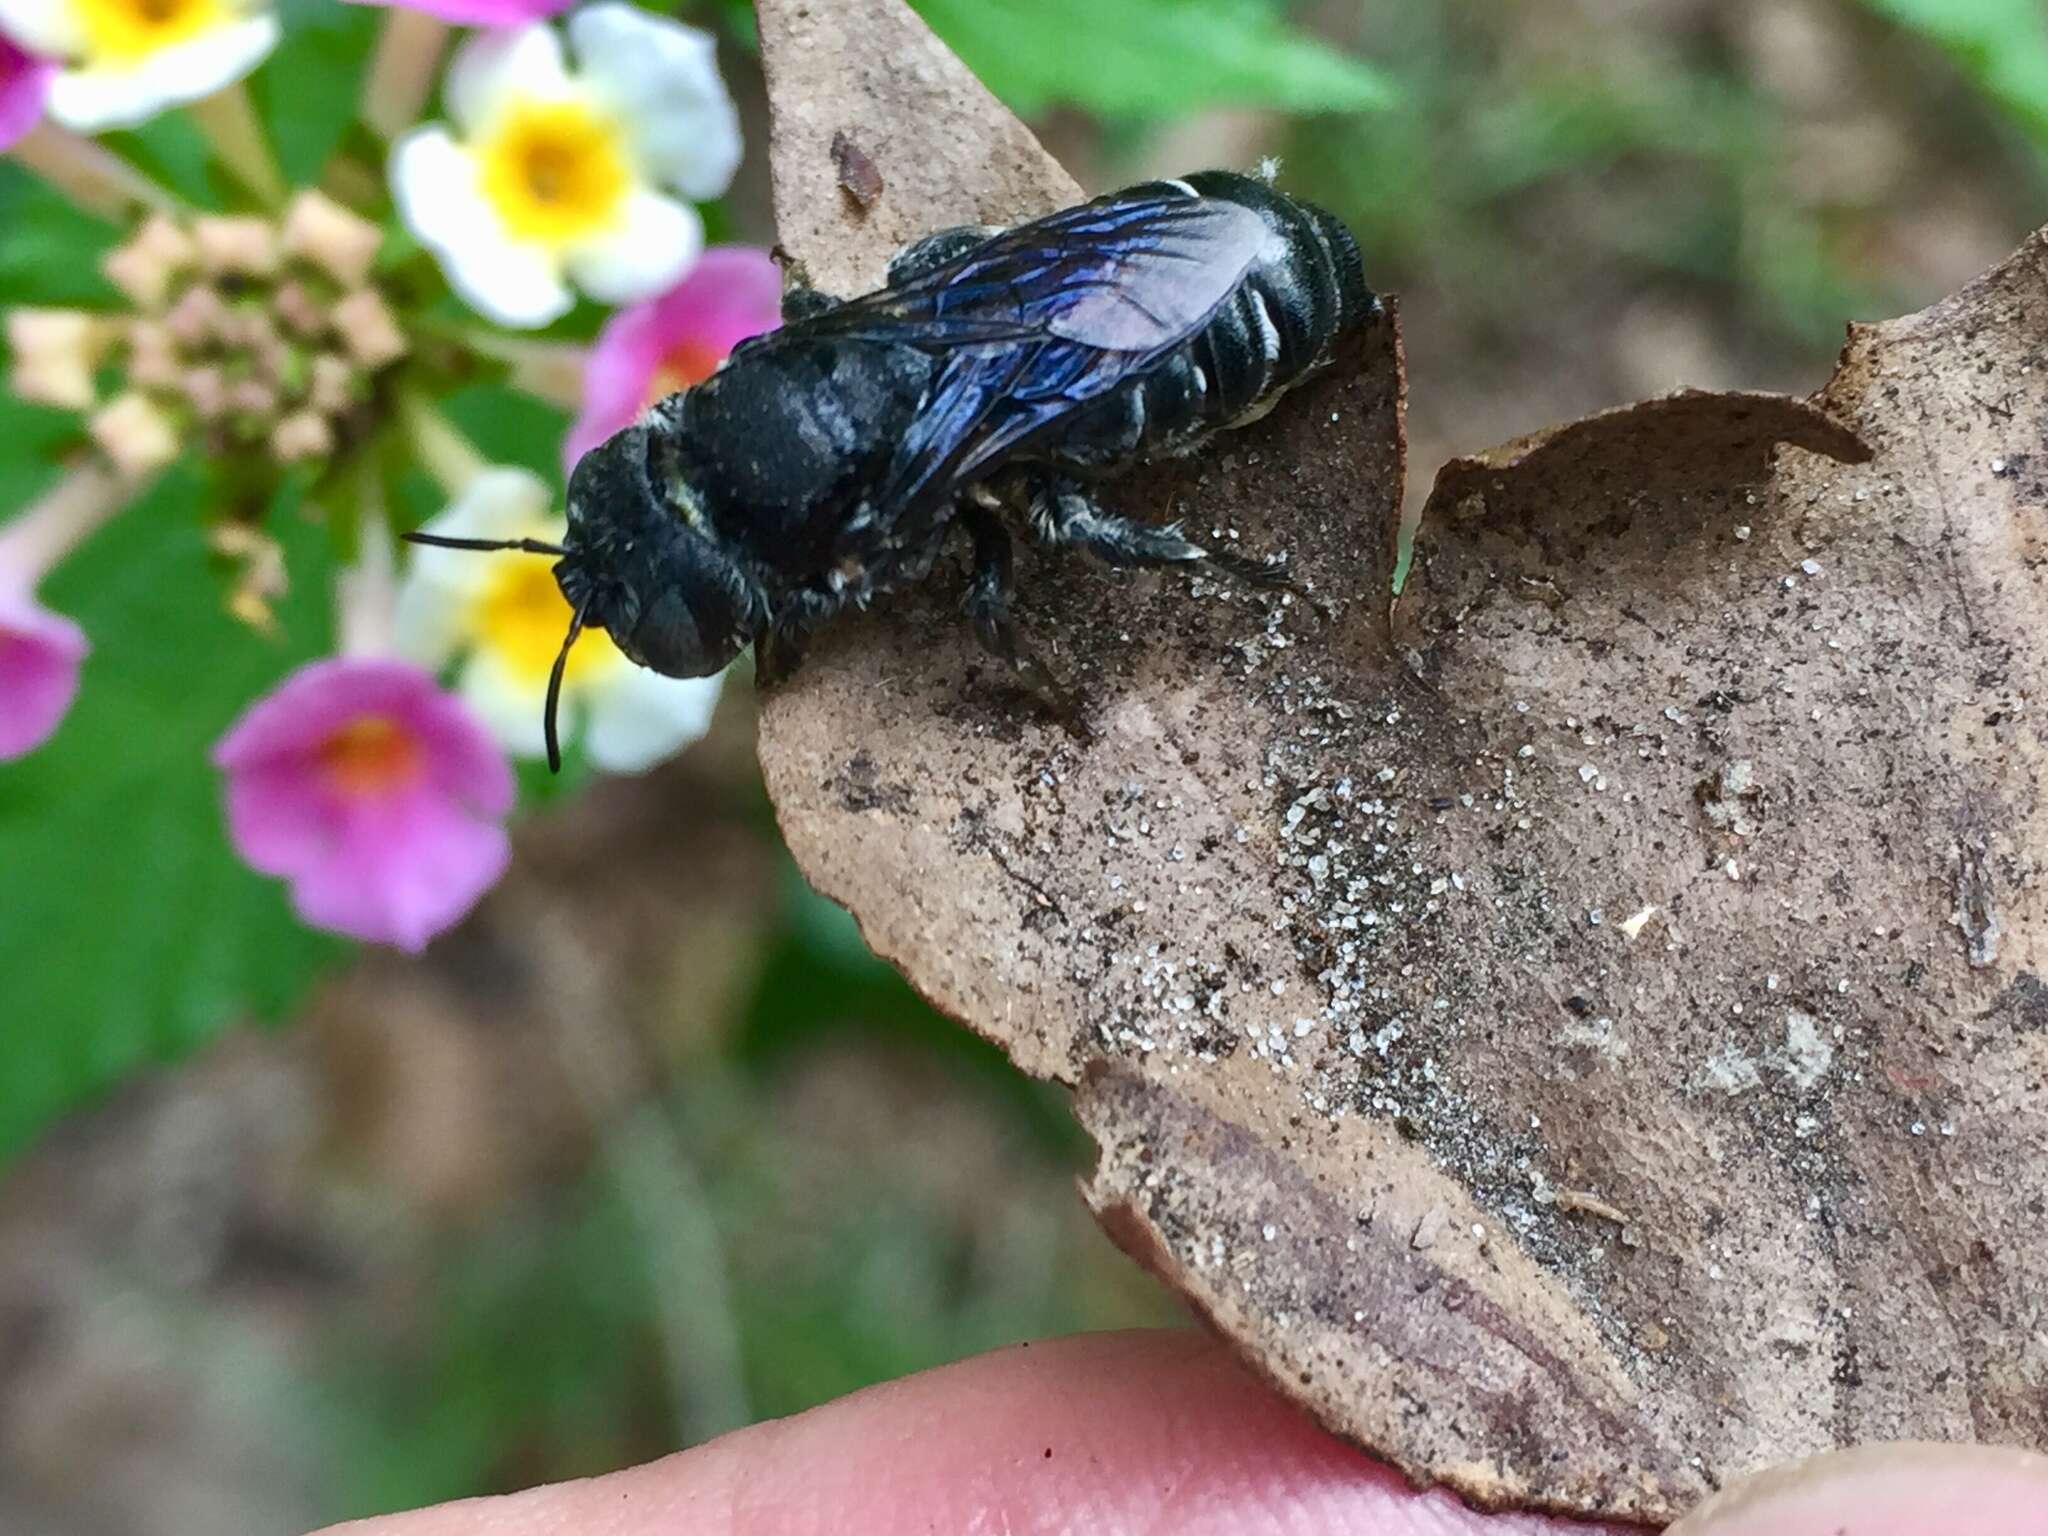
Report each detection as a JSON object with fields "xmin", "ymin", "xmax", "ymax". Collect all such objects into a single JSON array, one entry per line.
[
  {"xmin": 318, "ymin": 1328, "xmax": 1614, "ymax": 1536},
  {"xmin": 1668, "ymin": 1442, "xmax": 2048, "ymax": 1536}
]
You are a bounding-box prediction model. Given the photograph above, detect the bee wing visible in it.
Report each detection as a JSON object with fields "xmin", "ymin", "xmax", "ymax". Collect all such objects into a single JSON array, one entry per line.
[
  {"xmin": 917, "ymin": 189, "xmax": 1271, "ymax": 351},
  {"xmin": 804, "ymin": 190, "xmax": 1271, "ymax": 516}
]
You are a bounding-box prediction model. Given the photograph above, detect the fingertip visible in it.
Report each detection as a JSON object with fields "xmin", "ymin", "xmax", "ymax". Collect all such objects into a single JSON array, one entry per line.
[
  {"xmin": 316, "ymin": 1329, "xmax": 1609, "ymax": 1536},
  {"xmin": 1668, "ymin": 1443, "xmax": 2048, "ymax": 1536}
]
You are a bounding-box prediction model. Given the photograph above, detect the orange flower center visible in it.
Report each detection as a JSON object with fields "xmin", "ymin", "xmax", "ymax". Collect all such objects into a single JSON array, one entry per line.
[
  {"xmin": 649, "ymin": 338, "xmax": 724, "ymax": 402},
  {"xmin": 319, "ymin": 714, "xmax": 423, "ymax": 797}
]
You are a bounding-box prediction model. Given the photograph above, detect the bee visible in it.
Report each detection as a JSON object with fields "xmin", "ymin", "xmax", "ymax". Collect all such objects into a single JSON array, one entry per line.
[{"xmin": 408, "ymin": 169, "xmax": 1377, "ymax": 768}]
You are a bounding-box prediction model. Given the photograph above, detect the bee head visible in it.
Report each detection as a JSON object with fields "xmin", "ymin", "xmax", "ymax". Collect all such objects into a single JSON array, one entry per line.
[
  {"xmin": 403, "ymin": 419, "xmax": 765, "ymax": 772},
  {"xmin": 562, "ymin": 422, "xmax": 766, "ymax": 679}
]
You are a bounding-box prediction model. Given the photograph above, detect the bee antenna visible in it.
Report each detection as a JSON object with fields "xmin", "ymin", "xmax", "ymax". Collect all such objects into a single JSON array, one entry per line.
[
  {"xmin": 545, "ymin": 593, "xmax": 593, "ymax": 774},
  {"xmin": 402, "ymin": 531, "xmax": 571, "ymax": 558}
]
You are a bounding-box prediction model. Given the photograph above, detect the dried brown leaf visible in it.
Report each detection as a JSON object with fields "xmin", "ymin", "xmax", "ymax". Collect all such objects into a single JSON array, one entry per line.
[
  {"xmin": 757, "ymin": 0, "xmax": 1081, "ymax": 298},
  {"xmin": 752, "ymin": 0, "xmax": 2048, "ymax": 1522}
]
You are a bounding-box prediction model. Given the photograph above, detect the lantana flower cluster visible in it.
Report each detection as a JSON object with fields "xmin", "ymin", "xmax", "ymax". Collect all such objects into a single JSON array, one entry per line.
[{"xmin": 0, "ymin": 0, "xmax": 782, "ymax": 950}]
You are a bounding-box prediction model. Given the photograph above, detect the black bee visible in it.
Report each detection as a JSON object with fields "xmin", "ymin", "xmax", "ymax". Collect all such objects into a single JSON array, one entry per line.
[{"xmin": 410, "ymin": 169, "xmax": 1376, "ymax": 767}]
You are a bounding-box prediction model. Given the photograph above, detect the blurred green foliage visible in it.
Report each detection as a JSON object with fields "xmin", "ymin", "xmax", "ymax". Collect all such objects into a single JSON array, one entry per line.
[
  {"xmin": 0, "ymin": 2, "xmax": 605, "ymax": 1160},
  {"xmin": 911, "ymin": 0, "xmax": 1392, "ymax": 117},
  {"xmin": 0, "ymin": 160, "xmax": 121, "ymax": 306},
  {"xmin": 261, "ymin": 0, "xmax": 383, "ymax": 183},
  {"xmin": 1286, "ymin": 8, "xmax": 1882, "ymax": 351},
  {"xmin": 0, "ymin": 422, "xmax": 344, "ymax": 1158},
  {"xmin": 1859, "ymin": 0, "xmax": 2048, "ymax": 149}
]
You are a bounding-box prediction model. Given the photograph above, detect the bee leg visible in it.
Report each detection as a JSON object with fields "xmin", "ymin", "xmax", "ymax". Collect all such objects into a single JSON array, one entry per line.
[
  {"xmin": 1024, "ymin": 473, "xmax": 1297, "ymax": 592},
  {"xmin": 960, "ymin": 502, "xmax": 1019, "ymax": 658},
  {"xmin": 958, "ymin": 502, "xmax": 1081, "ymax": 717},
  {"xmin": 755, "ymin": 584, "xmax": 854, "ymax": 685},
  {"xmin": 887, "ymin": 226, "xmax": 1003, "ymax": 288},
  {"xmin": 771, "ymin": 249, "xmax": 847, "ymax": 323},
  {"xmin": 753, "ymin": 617, "xmax": 808, "ymax": 685}
]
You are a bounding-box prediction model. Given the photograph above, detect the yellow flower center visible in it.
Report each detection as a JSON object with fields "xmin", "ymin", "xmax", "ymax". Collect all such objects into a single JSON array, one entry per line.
[
  {"xmin": 472, "ymin": 556, "xmax": 620, "ymax": 686},
  {"xmin": 477, "ymin": 98, "xmax": 632, "ymax": 247},
  {"xmin": 319, "ymin": 714, "xmax": 423, "ymax": 798},
  {"xmin": 74, "ymin": 0, "xmax": 225, "ymax": 64}
]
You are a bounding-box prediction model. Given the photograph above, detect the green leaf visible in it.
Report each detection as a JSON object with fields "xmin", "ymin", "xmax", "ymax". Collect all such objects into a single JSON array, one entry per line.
[
  {"xmin": 912, "ymin": 0, "xmax": 1394, "ymax": 119},
  {"xmin": 1859, "ymin": 0, "xmax": 2048, "ymax": 144},
  {"xmin": 260, "ymin": 0, "xmax": 384, "ymax": 187},
  {"xmin": 0, "ymin": 165, "xmax": 120, "ymax": 305},
  {"xmin": 101, "ymin": 111, "xmax": 218, "ymax": 208},
  {"xmin": 442, "ymin": 383, "xmax": 573, "ymax": 485},
  {"xmin": 0, "ymin": 431, "xmax": 344, "ymax": 1160}
]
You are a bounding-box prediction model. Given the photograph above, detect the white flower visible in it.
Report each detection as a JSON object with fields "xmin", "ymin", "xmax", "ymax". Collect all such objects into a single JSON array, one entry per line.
[
  {"xmin": 391, "ymin": 4, "xmax": 740, "ymax": 330},
  {"xmin": 0, "ymin": 0, "xmax": 277, "ymax": 132},
  {"xmin": 396, "ymin": 467, "xmax": 724, "ymax": 774}
]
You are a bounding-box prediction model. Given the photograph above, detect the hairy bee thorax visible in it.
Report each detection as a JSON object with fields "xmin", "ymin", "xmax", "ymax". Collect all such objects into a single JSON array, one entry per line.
[{"xmin": 664, "ymin": 467, "xmax": 710, "ymax": 536}]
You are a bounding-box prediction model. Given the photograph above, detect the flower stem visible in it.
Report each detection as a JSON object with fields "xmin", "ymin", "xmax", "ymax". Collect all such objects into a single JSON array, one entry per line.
[
  {"xmin": 469, "ymin": 334, "xmax": 590, "ymax": 410},
  {"xmin": 188, "ymin": 82, "xmax": 287, "ymax": 209},
  {"xmin": 0, "ymin": 463, "xmax": 133, "ymax": 590},
  {"xmin": 337, "ymin": 512, "xmax": 396, "ymax": 658},
  {"xmin": 361, "ymin": 8, "xmax": 449, "ymax": 142},
  {"xmin": 401, "ymin": 397, "xmax": 488, "ymax": 498},
  {"xmin": 6, "ymin": 122, "xmax": 180, "ymax": 221}
]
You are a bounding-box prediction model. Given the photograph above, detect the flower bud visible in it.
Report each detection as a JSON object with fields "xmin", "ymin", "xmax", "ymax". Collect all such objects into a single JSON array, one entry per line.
[
  {"xmin": 181, "ymin": 364, "xmax": 230, "ymax": 420},
  {"xmin": 192, "ymin": 215, "xmax": 281, "ymax": 279},
  {"xmin": 333, "ymin": 289, "xmax": 408, "ymax": 370},
  {"xmin": 271, "ymin": 408, "xmax": 335, "ymax": 463},
  {"xmin": 281, "ymin": 190, "xmax": 383, "ymax": 288},
  {"xmin": 125, "ymin": 318, "xmax": 182, "ymax": 391},
  {"xmin": 101, "ymin": 215, "xmax": 197, "ymax": 310},
  {"xmin": 211, "ymin": 523, "xmax": 289, "ymax": 636},
  {"xmin": 89, "ymin": 392, "xmax": 180, "ymax": 479},
  {"xmin": 165, "ymin": 284, "xmax": 231, "ymax": 348},
  {"xmin": 214, "ymin": 306, "xmax": 263, "ymax": 349},
  {"xmin": 308, "ymin": 353, "xmax": 357, "ymax": 416},
  {"xmin": 221, "ymin": 308, "xmax": 288, "ymax": 379},
  {"xmin": 6, "ymin": 307, "xmax": 106, "ymax": 409},
  {"xmin": 229, "ymin": 377, "xmax": 280, "ymax": 419},
  {"xmin": 273, "ymin": 280, "xmax": 328, "ymax": 341}
]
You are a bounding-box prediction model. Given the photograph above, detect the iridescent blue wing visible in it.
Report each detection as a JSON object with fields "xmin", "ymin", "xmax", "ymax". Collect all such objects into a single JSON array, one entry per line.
[{"xmin": 795, "ymin": 186, "xmax": 1270, "ymax": 517}]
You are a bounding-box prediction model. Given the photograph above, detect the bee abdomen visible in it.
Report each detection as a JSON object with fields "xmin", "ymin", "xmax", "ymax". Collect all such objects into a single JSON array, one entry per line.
[
  {"xmin": 1051, "ymin": 172, "xmax": 1376, "ymax": 468},
  {"xmin": 1176, "ymin": 170, "xmax": 1373, "ymax": 422}
]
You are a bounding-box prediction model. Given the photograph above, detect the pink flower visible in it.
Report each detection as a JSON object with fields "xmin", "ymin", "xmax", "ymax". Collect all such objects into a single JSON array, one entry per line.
[
  {"xmin": 347, "ymin": 0, "xmax": 570, "ymax": 27},
  {"xmin": 0, "ymin": 591, "xmax": 85, "ymax": 760},
  {"xmin": 0, "ymin": 465, "xmax": 126, "ymax": 760},
  {"xmin": 564, "ymin": 245, "xmax": 782, "ymax": 468},
  {"xmin": 0, "ymin": 33, "xmax": 52, "ymax": 150},
  {"xmin": 213, "ymin": 657, "xmax": 515, "ymax": 951}
]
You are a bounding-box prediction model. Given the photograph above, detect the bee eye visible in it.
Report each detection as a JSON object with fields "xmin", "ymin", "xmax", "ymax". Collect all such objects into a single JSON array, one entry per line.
[{"xmin": 620, "ymin": 601, "xmax": 692, "ymax": 676}]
